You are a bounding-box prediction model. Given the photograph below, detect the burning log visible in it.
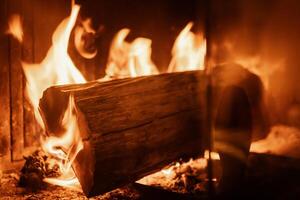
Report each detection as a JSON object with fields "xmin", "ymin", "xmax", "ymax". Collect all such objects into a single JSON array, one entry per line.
[
  {"xmin": 39, "ymin": 71, "xmax": 209, "ymax": 197},
  {"xmin": 38, "ymin": 64, "xmax": 267, "ymax": 196}
]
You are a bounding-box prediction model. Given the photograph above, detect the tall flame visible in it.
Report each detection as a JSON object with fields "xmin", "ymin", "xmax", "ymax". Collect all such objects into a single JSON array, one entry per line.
[
  {"xmin": 168, "ymin": 22, "xmax": 206, "ymax": 72},
  {"xmin": 7, "ymin": 1, "xmax": 208, "ymax": 190},
  {"xmin": 105, "ymin": 28, "xmax": 159, "ymax": 78},
  {"xmin": 8, "ymin": 3, "xmax": 86, "ymax": 189},
  {"xmin": 22, "ymin": 4, "xmax": 86, "ymax": 127},
  {"xmin": 43, "ymin": 95, "xmax": 83, "ymax": 189}
]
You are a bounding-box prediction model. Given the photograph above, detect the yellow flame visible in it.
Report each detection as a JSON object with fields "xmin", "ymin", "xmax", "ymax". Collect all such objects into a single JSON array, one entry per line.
[
  {"xmin": 74, "ymin": 18, "xmax": 98, "ymax": 59},
  {"xmin": 9, "ymin": 0, "xmax": 208, "ymax": 189},
  {"xmin": 168, "ymin": 22, "xmax": 206, "ymax": 72},
  {"xmin": 204, "ymin": 150, "xmax": 220, "ymax": 160},
  {"xmin": 105, "ymin": 28, "xmax": 159, "ymax": 78},
  {"xmin": 22, "ymin": 4, "xmax": 86, "ymax": 128},
  {"xmin": 17, "ymin": 3, "xmax": 85, "ymax": 189},
  {"xmin": 42, "ymin": 95, "xmax": 83, "ymax": 189},
  {"xmin": 7, "ymin": 14, "xmax": 23, "ymax": 43}
]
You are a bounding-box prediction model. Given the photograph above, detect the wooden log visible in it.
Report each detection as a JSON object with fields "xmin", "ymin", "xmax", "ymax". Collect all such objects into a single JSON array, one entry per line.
[{"xmin": 39, "ymin": 71, "xmax": 208, "ymax": 197}]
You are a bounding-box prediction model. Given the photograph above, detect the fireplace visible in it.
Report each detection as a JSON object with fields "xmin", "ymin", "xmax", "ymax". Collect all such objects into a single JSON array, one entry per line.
[{"xmin": 1, "ymin": 0, "xmax": 300, "ymax": 199}]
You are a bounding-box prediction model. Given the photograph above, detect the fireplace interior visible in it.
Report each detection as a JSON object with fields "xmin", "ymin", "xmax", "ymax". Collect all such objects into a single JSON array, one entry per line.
[{"xmin": 1, "ymin": 0, "xmax": 300, "ymax": 199}]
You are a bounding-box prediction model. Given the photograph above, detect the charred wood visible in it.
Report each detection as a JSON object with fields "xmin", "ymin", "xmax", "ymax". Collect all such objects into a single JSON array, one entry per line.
[{"xmin": 39, "ymin": 71, "xmax": 208, "ymax": 196}]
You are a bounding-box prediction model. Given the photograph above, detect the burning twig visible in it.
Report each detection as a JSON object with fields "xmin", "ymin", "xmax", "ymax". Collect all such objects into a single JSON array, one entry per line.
[{"xmin": 19, "ymin": 150, "xmax": 61, "ymax": 191}]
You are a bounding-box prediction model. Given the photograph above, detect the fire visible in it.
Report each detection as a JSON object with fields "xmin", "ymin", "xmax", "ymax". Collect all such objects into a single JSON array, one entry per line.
[
  {"xmin": 43, "ymin": 95, "xmax": 83, "ymax": 190},
  {"xmin": 22, "ymin": 4, "xmax": 86, "ymax": 128},
  {"xmin": 168, "ymin": 22, "xmax": 206, "ymax": 72},
  {"xmin": 8, "ymin": 3, "xmax": 86, "ymax": 189},
  {"xmin": 204, "ymin": 150, "xmax": 220, "ymax": 160},
  {"xmin": 74, "ymin": 18, "xmax": 98, "ymax": 59},
  {"xmin": 6, "ymin": 14, "xmax": 23, "ymax": 43},
  {"xmin": 7, "ymin": 0, "xmax": 208, "ymax": 190},
  {"xmin": 105, "ymin": 28, "xmax": 159, "ymax": 78},
  {"xmin": 104, "ymin": 22, "xmax": 207, "ymax": 78}
]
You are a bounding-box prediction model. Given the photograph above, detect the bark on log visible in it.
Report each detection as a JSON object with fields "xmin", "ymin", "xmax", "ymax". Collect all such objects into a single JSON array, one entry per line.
[
  {"xmin": 39, "ymin": 71, "xmax": 209, "ymax": 197},
  {"xmin": 39, "ymin": 64, "xmax": 267, "ymax": 197}
]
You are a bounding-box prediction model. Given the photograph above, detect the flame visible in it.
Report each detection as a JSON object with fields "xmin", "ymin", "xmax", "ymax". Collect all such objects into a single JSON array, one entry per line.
[
  {"xmin": 7, "ymin": 14, "xmax": 23, "ymax": 43},
  {"xmin": 168, "ymin": 22, "xmax": 206, "ymax": 72},
  {"xmin": 204, "ymin": 150, "xmax": 220, "ymax": 160},
  {"xmin": 105, "ymin": 28, "xmax": 159, "ymax": 78},
  {"xmin": 8, "ymin": 0, "xmax": 208, "ymax": 189},
  {"xmin": 43, "ymin": 95, "xmax": 83, "ymax": 190},
  {"xmin": 22, "ymin": 4, "xmax": 86, "ymax": 128},
  {"xmin": 74, "ymin": 18, "xmax": 98, "ymax": 59},
  {"xmin": 9, "ymin": 3, "xmax": 86, "ymax": 189}
]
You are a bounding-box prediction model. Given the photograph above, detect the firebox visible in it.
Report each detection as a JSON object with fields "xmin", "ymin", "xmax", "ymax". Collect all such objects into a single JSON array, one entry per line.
[{"xmin": 1, "ymin": 0, "xmax": 300, "ymax": 199}]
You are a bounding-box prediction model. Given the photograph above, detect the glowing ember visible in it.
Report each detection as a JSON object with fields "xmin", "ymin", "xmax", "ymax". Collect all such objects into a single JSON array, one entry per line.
[
  {"xmin": 42, "ymin": 95, "xmax": 83, "ymax": 190},
  {"xmin": 250, "ymin": 125, "xmax": 300, "ymax": 158},
  {"xmin": 168, "ymin": 22, "xmax": 206, "ymax": 73},
  {"xmin": 137, "ymin": 155, "xmax": 220, "ymax": 193},
  {"xmin": 105, "ymin": 28, "xmax": 159, "ymax": 78}
]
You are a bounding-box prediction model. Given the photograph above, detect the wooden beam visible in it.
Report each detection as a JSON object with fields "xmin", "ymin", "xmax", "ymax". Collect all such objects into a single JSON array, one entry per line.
[
  {"xmin": 39, "ymin": 71, "xmax": 208, "ymax": 197},
  {"xmin": 8, "ymin": 0, "xmax": 24, "ymax": 161},
  {"xmin": 22, "ymin": 0, "xmax": 40, "ymax": 150},
  {"xmin": 0, "ymin": 0, "xmax": 11, "ymax": 166}
]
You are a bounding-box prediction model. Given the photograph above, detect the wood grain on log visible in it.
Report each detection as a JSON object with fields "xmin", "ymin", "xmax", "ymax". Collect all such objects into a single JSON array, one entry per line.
[{"xmin": 39, "ymin": 71, "xmax": 208, "ymax": 196}]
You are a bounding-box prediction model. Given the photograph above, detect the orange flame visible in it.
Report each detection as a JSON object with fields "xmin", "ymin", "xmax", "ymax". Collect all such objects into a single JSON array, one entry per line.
[
  {"xmin": 6, "ymin": 14, "xmax": 23, "ymax": 43},
  {"xmin": 43, "ymin": 95, "xmax": 83, "ymax": 190},
  {"xmin": 105, "ymin": 28, "xmax": 159, "ymax": 78},
  {"xmin": 168, "ymin": 22, "xmax": 206, "ymax": 72},
  {"xmin": 74, "ymin": 18, "xmax": 98, "ymax": 59},
  {"xmin": 8, "ymin": 0, "xmax": 208, "ymax": 190},
  {"xmin": 8, "ymin": 3, "xmax": 86, "ymax": 189}
]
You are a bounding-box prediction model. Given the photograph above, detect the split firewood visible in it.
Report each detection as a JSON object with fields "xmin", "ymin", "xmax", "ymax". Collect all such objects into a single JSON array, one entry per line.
[
  {"xmin": 38, "ymin": 65, "xmax": 267, "ymax": 197},
  {"xmin": 39, "ymin": 71, "xmax": 208, "ymax": 196}
]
